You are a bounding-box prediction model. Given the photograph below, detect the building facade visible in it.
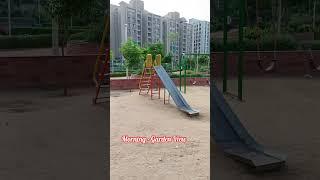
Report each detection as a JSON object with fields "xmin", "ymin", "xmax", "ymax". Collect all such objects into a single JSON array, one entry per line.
[
  {"xmin": 142, "ymin": 11, "xmax": 162, "ymax": 46},
  {"xmin": 190, "ymin": 18, "xmax": 210, "ymax": 54},
  {"xmin": 162, "ymin": 12, "xmax": 181, "ymax": 63},
  {"xmin": 179, "ymin": 17, "xmax": 193, "ymax": 56},
  {"xmin": 110, "ymin": 4, "xmax": 122, "ymax": 60}
]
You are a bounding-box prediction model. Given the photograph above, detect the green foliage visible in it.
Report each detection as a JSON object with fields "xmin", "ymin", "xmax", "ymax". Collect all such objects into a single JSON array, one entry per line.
[
  {"xmin": 287, "ymin": 14, "xmax": 313, "ymax": 33},
  {"xmin": 211, "ymin": 17, "xmax": 223, "ymax": 32},
  {"xmin": 198, "ymin": 55, "xmax": 210, "ymax": 65},
  {"xmin": 307, "ymin": 40, "xmax": 320, "ymax": 50},
  {"xmin": 12, "ymin": 27, "xmax": 86, "ymax": 35},
  {"xmin": 110, "ymin": 72, "xmax": 127, "ymax": 77},
  {"xmin": 244, "ymin": 27, "xmax": 270, "ymax": 39},
  {"xmin": 69, "ymin": 31, "xmax": 88, "ymax": 40},
  {"xmin": 168, "ymin": 32, "xmax": 179, "ymax": 41},
  {"xmin": 43, "ymin": 0, "xmax": 100, "ymax": 54},
  {"xmin": 110, "ymin": 50, "xmax": 113, "ymax": 60},
  {"xmin": 170, "ymin": 73, "xmax": 209, "ymax": 78},
  {"xmin": 85, "ymin": 0, "xmax": 107, "ymax": 43},
  {"xmin": 120, "ymin": 39, "xmax": 143, "ymax": 69},
  {"xmin": 211, "ymin": 33, "xmax": 298, "ymax": 51},
  {"xmin": 162, "ymin": 63, "xmax": 172, "ymax": 72},
  {"xmin": 0, "ymin": 34, "xmax": 52, "ymax": 49},
  {"xmin": 64, "ymin": 0, "xmax": 106, "ymax": 43},
  {"xmin": 143, "ymin": 43, "xmax": 164, "ymax": 60},
  {"xmin": 163, "ymin": 53, "xmax": 173, "ymax": 63}
]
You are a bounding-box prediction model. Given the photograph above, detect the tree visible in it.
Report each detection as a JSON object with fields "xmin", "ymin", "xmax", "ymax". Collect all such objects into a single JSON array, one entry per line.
[
  {"xmin": 145, "ymin": 43, "xmax": 164, "ymax": 60},
  {"xmin": 313, "ymin": 0, "xmax": 317, "ymax": 31},
  {"xmin": 168, "ymin": 32, "xmax": 179, "ymax": 68},
  {"xmin": 110, "ymin": 49, "xmax": 113, "ymax": 60},
  {"xmin": 44, "ymin": 0, "xmax": 98, "ymax": 56},
  {"xmin": 199, "ymin": 55, "xmax": 209, "ymax": 65},
  {"xmin": 163, "ymin": 53, "xmax": 173, "ymax": 64},
  {"xmin": 120, "ymin": 39, "xmax": 143, "ymax": 76},
  {"xmin": 84, "ymin": 0, "xmax": 107, "ymax": 43}
]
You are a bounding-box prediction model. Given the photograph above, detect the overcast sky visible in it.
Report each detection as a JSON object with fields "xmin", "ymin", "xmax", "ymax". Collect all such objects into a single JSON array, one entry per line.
[{"xmin": 110, "ymin": 0, "xmax": 210, "ymax": 22}]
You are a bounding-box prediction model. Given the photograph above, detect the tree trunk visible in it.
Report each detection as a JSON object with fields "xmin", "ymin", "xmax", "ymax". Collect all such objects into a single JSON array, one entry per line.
[
  {"xmin": 52, "ymin": 19, "xmax": 60, "ymax": 56},
  {"xmin": 256, "ymin": 0, "xmax": 261, "ymax": 58},
  {"xmin": 277, "ymin": 0, "xmax": 282, "ymax": 34},
  {"xmin": 7, "ymin": 0, "xmax": 11, "ymax": 36},
  {"xmin": 61, "ymin": 45, "xmax": 65, "ymax": 56},
  {"xmin": 313, "ymin": 0, "xmax": 317, "ymax": 31},
  {"xmin": 126, "ymin": 67, "xmax": 129, "ymax": 79},
  {"xmin": 196, "ymin": 56, "xmax": 199, "ymax": 74},
  {"xmin": 272, "ymin": 0, "xmax": 278, "ymax": 59}
]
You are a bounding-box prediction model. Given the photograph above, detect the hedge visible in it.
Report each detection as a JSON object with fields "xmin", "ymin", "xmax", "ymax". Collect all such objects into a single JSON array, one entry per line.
[
  {"xmin": 211, "ymin": 34, "xmax": 298, "ymax": 51},
  {"xmin": 0, "ymin": 34, "xmax": 52, "ymax": 49},
  {"xmin": 170, "ymin": 74, "xmax": 209, "ymax": 78},
  {"xmin": 12, "ymin": 27, "xmax": 87, "ymax": 35},
  {"xmin": 110, "ymin": 72, "xmax": 209, "ymax": 78},
  {"xmin": 110, "ymin": 72, "xmax": 127, "ymax": 77}
]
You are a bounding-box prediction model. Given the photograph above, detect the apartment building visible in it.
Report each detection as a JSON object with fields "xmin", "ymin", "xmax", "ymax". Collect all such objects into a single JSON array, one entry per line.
[
  {"xmin": 190, "ymin": 18, "xmax": 210, "ymax": 54},
  {"xmin": 179, "ymin": 17, "xmax": 193, "ymax": 56},
  {"xmin": 162, "ymin": 12, "xmax": 181, "ymax": 63},
  {"xmin": 142, "ymin": 11, "xmax": 162, "ymax": 46},
  {"xmin": 110, "ymin": 4, "xmax": 122, "ymax": 59},
  {"xmin": 117, "ymin": 0, "xmax": 143, "ymax": 47},
  {"xmin": 110, "ymin": 0, "xmax": 210, "ymax": 62},
  {"xmin": 111, "ymin": 0, "xmax": 163, "ymax": 59}
]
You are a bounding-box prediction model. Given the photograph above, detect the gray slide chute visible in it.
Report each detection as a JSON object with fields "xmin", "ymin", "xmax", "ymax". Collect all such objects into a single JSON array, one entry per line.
[
  {"xmin": 211, "ymin": 83, "xmax": 286, "ymax": 169},
  {"xmin": 153, "ymin": 65, "xmax": 199, "ymax": 116}
]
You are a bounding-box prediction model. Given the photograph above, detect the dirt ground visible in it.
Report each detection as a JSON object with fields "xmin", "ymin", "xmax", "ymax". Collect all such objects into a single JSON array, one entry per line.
[
  {"xmin": 213, "ymin": 78, "xmax": 320, "ymax": 180},
  {"xmin": 0, "ymin": 88, "xmax": 107, "ymax": 180},
  {"xmin": 110, "ymin": 86, "xmax": 210, "ymax": 180}
]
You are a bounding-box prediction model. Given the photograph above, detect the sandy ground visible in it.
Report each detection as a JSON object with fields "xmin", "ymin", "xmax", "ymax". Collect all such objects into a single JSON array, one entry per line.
[
  {"xmin": 212, "ymin": 78, "xmax": 320, "ymax": 180},
  {"xmin": 0, "ymin": 88, "xmax": 107, "ymax": 180},
  {"xmin": 110, "ymin": 86, "xmax": 210, "ymax": 180}
]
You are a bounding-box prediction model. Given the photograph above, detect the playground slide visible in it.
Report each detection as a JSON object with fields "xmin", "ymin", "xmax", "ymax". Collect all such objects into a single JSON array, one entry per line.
[
  {"xmin": 211, "ymin": 83, "xmax": 286, "ymax": 169},
  {"xmin": 153, "ymin": 65, "xmax": 199, "ymax": 116}
]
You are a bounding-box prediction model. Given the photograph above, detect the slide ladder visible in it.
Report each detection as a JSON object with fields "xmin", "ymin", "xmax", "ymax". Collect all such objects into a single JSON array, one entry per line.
[
  {"xmin": 92, "ymin": 14, "xmax": 109, "ymax": 104},
  {"xmin": 139, "ymin": 54, "xmax": 161, "ymax": 98},
  {"xmin": 93, "ymin": 48, "xmax": 110, "ymax": 104}
]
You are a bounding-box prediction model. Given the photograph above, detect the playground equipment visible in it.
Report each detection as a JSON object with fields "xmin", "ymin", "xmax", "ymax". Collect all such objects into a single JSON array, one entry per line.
[
  {"xmin": 139, "ymin": 54, "xmax": 161, "ymax": 98},
  {"xmin": 220, "ymin": 0, "xmax": 245, "ymax": 101},
  {"xmin": 179, "ymin": 53, "xmax": 210, "ymax": 94},
  {"xmin": 211, "ymin": 83, "xmax": 286, "ymax": 169},
  {"xmin": 92, "ymin": 12, "xmax": 109, "ymax": 104},
  {"xmin": 255, "ymin": 1, "xmax": 320, "ymax": 76},
  {"xmin": 212, "ymin": 0, "xmax": 287, "ymax": 169},
  {"xmin": 139, "ymin": 54, "xmax": 199, "ymax": 116}
]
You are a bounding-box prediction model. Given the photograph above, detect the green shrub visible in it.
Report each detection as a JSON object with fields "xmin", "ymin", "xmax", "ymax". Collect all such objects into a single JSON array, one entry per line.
[
  {"xmin": 110, "ymin": 72, "xmax": 127, "ymax": 77},
  {"xmin": 0, "ymin": 34, "xmax": 52, "ymax": 49},
  {"xmin": 170, "ymin": 73, "xmax": 209, "ymax": 78},
  {"xmin": 69, "ymin": 31, "xmax": 88, "ymax": 40},
  {"xmin": 211, "ymin": 33, "xmax": 298, "ymax": 51},
  {"xmin": 12, "ymin": 27, "xmax": 52, "ymax": 35},
  {"xmin": 308, "ymin": 40, "xmax": 320, "ymax": 50},
  {"xmin": 12, "ymin": 27, "xmax": 86, "ymax": 35},
  {"xmin": 315, "ymin": 32, "xmax": 320, "ymax": 40},
  {"xmin": 199, "ymin": 66, "xmax": 209, "ymax": 72}
]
